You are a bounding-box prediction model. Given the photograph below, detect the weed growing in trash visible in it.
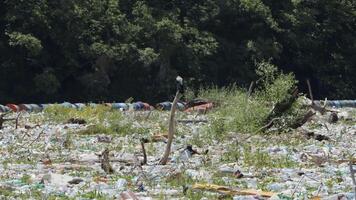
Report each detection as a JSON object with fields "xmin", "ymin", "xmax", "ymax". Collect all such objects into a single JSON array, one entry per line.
[
  {"xmin": 44, "ymin": 104, "xmax": 123, "ymax": 124},
  {"xmin": 165, "ymin": 172, "xmax": 195, "ymax": 188},
  {"xmin": 197, "ymin": 62, "xmax": 302, "ymax": 134},
  {"xmin": 221, "ymin": 143, "xmax": 297, "ymax": 169},
  {"xmin": 257, "ymin": 176, "xmax": 279, "ymax": 191},
  {"xmin": 0, "ymin": 186, "xmax": 13, "ymax": 197},
  {"xmin": 80, "ymin": 190, "xmax": 112, "ymax": 200},
  {"xmin": 76, "ymin": 123, "xmax": 141, "ymax": 136},
  {"xmin": 44, "ymin": 105, "xmax": 150, "ymax": 136},
  {"xmin": 164, "ymin": 173, "xmax": 218, "ymax": 199},
  {"xmin": 20, "ymin": 174, "xmax": 32, "ymax": 185}
]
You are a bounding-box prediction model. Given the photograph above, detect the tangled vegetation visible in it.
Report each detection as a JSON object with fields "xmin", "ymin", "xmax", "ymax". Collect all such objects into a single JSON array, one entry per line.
[{"xmin": 197, "ymin": 62, "xmax": 307, "ymax": 135}]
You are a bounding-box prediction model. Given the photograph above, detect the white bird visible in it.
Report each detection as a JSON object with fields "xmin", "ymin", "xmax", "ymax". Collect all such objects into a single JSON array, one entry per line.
[{"xmin": 176, "ymin": 76, "xmax": 184, "ymax": 94}]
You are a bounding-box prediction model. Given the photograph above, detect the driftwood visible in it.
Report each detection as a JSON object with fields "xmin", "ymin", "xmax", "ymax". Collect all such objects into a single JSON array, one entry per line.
[
  {"xmin": 266, "ymin": 88, "xmax": 299, "ymax": 123},
  {"xmin": 306, "ymin": 80, "xmax": 335, "ymax": 114},
  {"xmin": 99, "ymin": 148, "xmax": 114, "ymax": 174},
  {"xmin": 159, "ymin": 91, "xmax": 181, "ymax": 165},
  {"xmin": 291, "ymin": 109, "xmax": 316, "ymax": 129}
]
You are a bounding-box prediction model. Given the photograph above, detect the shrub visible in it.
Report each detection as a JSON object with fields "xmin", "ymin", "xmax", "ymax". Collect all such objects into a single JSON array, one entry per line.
[{"xmin": 198, "ymin": 61, "xmax": 300, "ymax": 134}]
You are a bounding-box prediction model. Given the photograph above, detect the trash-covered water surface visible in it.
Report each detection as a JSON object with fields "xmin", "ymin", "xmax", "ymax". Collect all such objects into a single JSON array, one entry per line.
[{"xmin": 0, "ymin": 104, "xmax": 355, "ymax": 200}]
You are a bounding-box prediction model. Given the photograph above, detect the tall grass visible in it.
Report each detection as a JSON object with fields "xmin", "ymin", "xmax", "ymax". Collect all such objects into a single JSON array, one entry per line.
[{"xmin": 43, "ymin": 105, "xmax": 145, "ymax": 136}]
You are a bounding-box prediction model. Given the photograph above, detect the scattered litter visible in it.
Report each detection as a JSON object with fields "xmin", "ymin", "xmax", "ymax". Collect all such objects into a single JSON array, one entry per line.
[{"xmin": 0, "ymin": 104, "xmax": 354, "ymax": 199}]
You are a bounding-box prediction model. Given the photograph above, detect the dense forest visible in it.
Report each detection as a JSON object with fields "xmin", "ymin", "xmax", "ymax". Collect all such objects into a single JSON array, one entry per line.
[{"xmin": 0, "ymin": 0, "xmax": 355, "ymax": 103}]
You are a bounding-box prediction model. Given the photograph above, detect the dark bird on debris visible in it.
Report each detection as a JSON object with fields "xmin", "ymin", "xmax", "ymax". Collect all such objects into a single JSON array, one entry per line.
[{"xmin": 176, "ymin": 76, "xmax": 184, "ymax": 94}]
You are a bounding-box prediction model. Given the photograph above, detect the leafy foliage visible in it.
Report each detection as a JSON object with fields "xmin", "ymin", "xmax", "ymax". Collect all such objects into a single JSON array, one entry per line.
[
  {"xmin": 200, "ymin": 62, "xmax": 300, "ymax": 133},
  {"xmin": 0, "ymin": 0, "xmax": 355, "ymax": 103}
]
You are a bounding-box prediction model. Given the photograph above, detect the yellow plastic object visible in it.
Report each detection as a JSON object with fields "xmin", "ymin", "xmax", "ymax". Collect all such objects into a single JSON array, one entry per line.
[
  {"xmin": 310, "ymin": 196, "xmax": 321, "ymax": 200},
  {"xmin": 192, "ymin": 183, "xmax": 275, "ymax": 197}
]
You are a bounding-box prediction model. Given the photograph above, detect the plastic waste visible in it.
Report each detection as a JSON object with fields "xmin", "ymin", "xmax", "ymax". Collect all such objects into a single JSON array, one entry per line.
[{"xmin": 112, "ymin": 103, "xmax": 129, "ymax": 111}]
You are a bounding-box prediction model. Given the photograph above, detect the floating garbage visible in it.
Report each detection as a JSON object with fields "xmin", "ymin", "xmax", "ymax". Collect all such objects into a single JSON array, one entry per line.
[
  {"xmin": 6, "ymin": 104, "xmax": 20, "ymax": 112},
  {"xmin": 0, "ymin": 103, "xmax": 354, "ymax": 199},
  {"xmin": 315, "ymin": 100, "xmax": 356, "ymax": 108},
  {"xmin": 112, "ymin": 103, "xmax": 129, "ymax": 111},
  {"xmin": 18, "ymin": 104, "xmax": 32, "ymax": 112},
  {"xmin": 30, "ymin": 104, "xmax": 42, "ymax": 112},
  {"xmin": 60, "ymin": 102, "xmax": 76, "ymax": 109},
  {"xmin": 74, "ymin": 103, "xmax": 86, "ymax": 109},
  {"xmin": 156, "ymin": 102, "xmax": 185, "ymax": 111},
  {"xmin": 184, "ymin": 102, "xmax": 213, "ymax": 112},
  {"xmin": 0, "ymin": 105, "xmax": 10, "ymax": 112}
]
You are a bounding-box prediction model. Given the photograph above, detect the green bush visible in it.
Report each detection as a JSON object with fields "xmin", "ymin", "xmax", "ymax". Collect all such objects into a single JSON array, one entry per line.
[{"xmin": 199, "ymin": 62, "xmax": 300, "ymax": 134}]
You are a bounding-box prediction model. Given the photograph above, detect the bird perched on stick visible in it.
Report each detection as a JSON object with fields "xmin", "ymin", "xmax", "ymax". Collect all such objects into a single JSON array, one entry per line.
[{"xmin": 159, "ymin": 76, "xmax": 184, "ymax": 165}]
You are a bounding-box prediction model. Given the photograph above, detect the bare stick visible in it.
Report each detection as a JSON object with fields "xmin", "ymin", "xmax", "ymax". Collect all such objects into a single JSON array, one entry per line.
[
  {"xmin": 15, "ymin": 112, "xmax": 23, "ymax": 129},
  {"xmin": 145, "ymin": 110, "xmax": 152, "ymax": 120},
  {"xmin": 349, "ymin": 161, "xmax": 356, "ymax": 200},
  {"xmin": 100, "ymin": 148, "xmax": 114, "ymax": 174},
  {"xmin": 140, "ymin": 139, "xmax": 147, "ymax": 165},
  {"xmin": 159, "ymin": 91, "xmax": 180, "ymax": 165},
  {"xmin": 292, "ymin": 175, "xmax": 305, "ymax": 197},
  {"xmin": 240, "ymin": 117, "xmax": 281, "ymax": 142},
  {"xmin": 27, "ymin": 129, "xmax": 45, "ymax": 147},
  {"xmin": 306, "ymin": 79, "xmax": 314, "ymax": 104},
  {"xmin": 247, "ymin": 81, "xmax": 255, "ymax": 98}
]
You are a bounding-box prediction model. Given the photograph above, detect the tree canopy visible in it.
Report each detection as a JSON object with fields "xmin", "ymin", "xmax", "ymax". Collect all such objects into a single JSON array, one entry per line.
[{"xmin": 1, "ymin": 0, "xmax": 355, "ymax": 103}]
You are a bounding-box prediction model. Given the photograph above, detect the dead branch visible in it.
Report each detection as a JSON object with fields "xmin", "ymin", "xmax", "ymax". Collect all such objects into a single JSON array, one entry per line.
[
  {"xmin": 27, "ymin": 129, "xmax": 45, "ymax": 147},
  {"xmin": 266, "ymin": 88, "xmax": 298, "ymax": 122},
  {"xmin": 140, "ymin": 139, "xmax": 147, "ymax": 165},
  {"xmin": 291, "ymin": 109, "xmax": 315, "ymax": 129},
  {"xmin": 239, "ymin": 117, "xmax": 281, "ymax": 142},
  {"xmin": 159, "ymin": 91, "xmax": 181, "ymax": 165},
  {"xmin": 247, "ymin": 81, "xmax": 255, "ymax": 98},
  {"xmin": 15, "ymin": 112, "xmax": 23, "ymax": 129},
  {"xmin": 99, "ymin": 148, "xmax": 114, "ymax": 174},
  {"xmin": 306, "ymin": 79, "xmax": 314, "ymax": 103},
  {"xmin": 258, "ymin": 117, "xmax": 281, "ymax": 133},
  {"xmin": 307, "ymin": 80, "xmax": 332, "ymax": 114}
]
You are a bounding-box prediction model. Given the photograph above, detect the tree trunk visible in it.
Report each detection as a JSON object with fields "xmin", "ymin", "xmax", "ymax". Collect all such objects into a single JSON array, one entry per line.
[{"xmin": 158, "ymin": 50, "xmax": 171, "ymax": 83}]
